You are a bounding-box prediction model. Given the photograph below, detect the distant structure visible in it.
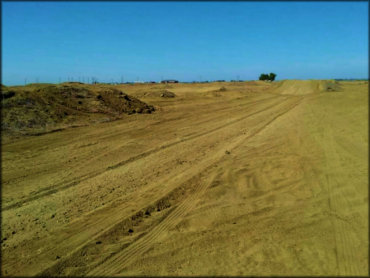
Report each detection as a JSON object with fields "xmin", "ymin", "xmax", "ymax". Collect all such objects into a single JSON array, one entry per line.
[{"xmin": 161, "ymin": 79, "xmax": 179, "ymax": 84}]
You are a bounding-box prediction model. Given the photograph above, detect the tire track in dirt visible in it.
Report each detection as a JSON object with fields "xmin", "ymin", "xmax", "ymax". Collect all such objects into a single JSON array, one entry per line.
[
  {"xmin": 303, "ymin": 98, "xmax": 366, "ymax": 276},
  {"xmin": 6, "ymin": 96, "xmax": 302, "ymax": 276},
  {"xmin": 322, "ymin": 127, "xmax": 363, "ymax": 275},
  {"xmin": 2, "ymin": 95, "xmax": 287, "ymax": 211},
  {"xmin": 88, "ymin": 169, "xmax": 219, "ymax": 276},
  {"xmin": 105, "ymin": 96, "xmax": 287, "ymax": 172},
  {"xmin": 87, "ymin": 97, "xmax": 303, "ymax": 276}
]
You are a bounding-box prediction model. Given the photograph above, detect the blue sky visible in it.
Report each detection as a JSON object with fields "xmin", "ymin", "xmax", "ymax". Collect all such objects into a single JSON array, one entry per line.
[{"xmin": 2, "ymin": 1, "xmax": 368, "ymax": 85}]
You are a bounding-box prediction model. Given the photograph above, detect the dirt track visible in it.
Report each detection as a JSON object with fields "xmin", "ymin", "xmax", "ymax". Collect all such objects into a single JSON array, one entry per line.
[{"xmin": 1, "ymin": 80, "xmax": 368, "ymax": 276}]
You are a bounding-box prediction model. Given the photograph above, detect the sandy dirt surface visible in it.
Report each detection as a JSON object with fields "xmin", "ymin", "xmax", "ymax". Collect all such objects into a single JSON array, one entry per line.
[{"xmin": 1, "ymin": 80, "xmax": 368, "ymax": 276}]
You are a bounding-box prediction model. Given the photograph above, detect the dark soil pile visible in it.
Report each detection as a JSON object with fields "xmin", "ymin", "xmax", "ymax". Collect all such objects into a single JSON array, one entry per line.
[
  {"xmin": 1, "ymin": 84, "xmax": 155, "ymax": 136},
  {"xmin": 1, "ymin": 85, "xmax": 16, "ymax": 100},
  {"xmin": 97, "ymin": 88, "xmax": 155, "ymax": 113}
]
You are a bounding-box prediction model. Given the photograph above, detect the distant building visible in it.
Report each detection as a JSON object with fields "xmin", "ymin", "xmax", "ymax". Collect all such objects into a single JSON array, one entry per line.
[{"xmin": 161, "ymin": 79, "xmax": 179, "ymax": 84}]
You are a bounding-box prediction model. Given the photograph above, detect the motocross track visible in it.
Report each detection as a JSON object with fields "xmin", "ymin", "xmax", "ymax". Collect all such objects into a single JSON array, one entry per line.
[{"xmin": 1, "ymin": 80, "xmax": 368, "ymax": 276}]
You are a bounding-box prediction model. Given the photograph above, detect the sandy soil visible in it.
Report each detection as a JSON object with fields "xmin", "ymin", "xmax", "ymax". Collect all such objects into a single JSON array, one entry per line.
[{"xmin": 1, "ymin": 80, "xmax": 368, "ymax": 276}]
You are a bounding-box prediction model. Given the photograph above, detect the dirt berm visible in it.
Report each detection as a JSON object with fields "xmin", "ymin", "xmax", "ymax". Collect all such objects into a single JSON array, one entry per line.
[
  {"xmin": 270, "ymin": 80, "xmax": 342, "ymax": 95},
  {"xmin": 1, "ymin": 84, "xmax": 154, "ymax": 136}
]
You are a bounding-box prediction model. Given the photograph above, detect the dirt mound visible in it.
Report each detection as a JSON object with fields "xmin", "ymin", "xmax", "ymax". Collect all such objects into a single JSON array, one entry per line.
[
  {"xmin": 1, "ymin": 85, "xmax": 16, "ymax": 100},
  {"xmin": 1, "ymin": 84, "xmax": 154, "ymax": 136},
  {"xmin": 160, "ymin": 90, "xmax": 176, "ymax": 98},
  {"xmin": 138, "ymin": 89, "xmax": 176, "ymax": 98},
  {"xmin": 96, "ymin": 88, "xmax": 155, "ymax": 113},
  {"xmin": 61, "ymin": 82, "xmax": 85, "ymax": 85},
  {"xmin": 318, "ymin": 80, "xmax": 342, "ymax": 92},
  {"xmin": 206, "ymin": 86, "xmax": 227, "ymax": 97},
  {"xmin": 271, "ymin": 80, "xmax": 342, "ymax": 95}
]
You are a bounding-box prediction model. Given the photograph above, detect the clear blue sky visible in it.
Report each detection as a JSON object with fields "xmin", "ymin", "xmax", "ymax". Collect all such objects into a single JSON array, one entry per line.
[{"xmin": 2, "ymin": 1, "xmax": 368, "ymax": 85}]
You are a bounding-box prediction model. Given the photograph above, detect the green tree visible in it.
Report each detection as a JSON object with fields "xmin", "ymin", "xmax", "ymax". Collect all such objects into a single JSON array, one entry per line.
[
  {"xmin": 259, "ymin": 73, "xmax": 269, "ymax": 81},
  {"xmin": 259, "ymin": 73, "xmax": 277, "ymax": 81},
  {"xmin": 268, "ymin": 73, "xmax": 277, "ymax": 81}
]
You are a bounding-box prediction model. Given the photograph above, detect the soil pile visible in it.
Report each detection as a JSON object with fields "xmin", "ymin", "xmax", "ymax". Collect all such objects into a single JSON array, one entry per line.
[
  {"xmin": 137, "ymin": 89, "xmax": 176, "ymax": 98},
  {"xmin": 160, "ymin": 90, "xmax": 176, "ymax": 98},
  {"xmin": 318, "ymin": 80, "xmax": 342, "ymax": 92},
  {"xmin": 96, "ymin": 88, "xmax": 155, "ymax": 113},
  {"xmin": 1, "ymin": 84, "xmax": 154, "ymax": 136},
  {"xmin": 1, "ymin": 85, "xmax": 16, "ymax": 99}
]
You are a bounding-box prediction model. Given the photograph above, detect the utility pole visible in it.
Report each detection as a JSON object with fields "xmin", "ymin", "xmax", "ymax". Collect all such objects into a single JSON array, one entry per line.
[{"xmin": 24, "ymin": 78, "xmax": 27, "ymax": 85}]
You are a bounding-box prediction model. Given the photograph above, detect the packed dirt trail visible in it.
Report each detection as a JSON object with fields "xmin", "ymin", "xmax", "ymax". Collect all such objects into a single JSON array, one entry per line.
[{"xmin": 1, "ymin": 80, "xmax": 368, "ymax": 276}]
